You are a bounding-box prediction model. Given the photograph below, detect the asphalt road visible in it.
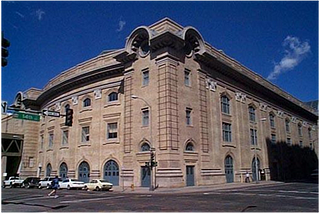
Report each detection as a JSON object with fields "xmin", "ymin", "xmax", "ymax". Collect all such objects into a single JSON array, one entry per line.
[{"xmin": 1, "ymin": 182, "xmax": 318, "ymax": 212}]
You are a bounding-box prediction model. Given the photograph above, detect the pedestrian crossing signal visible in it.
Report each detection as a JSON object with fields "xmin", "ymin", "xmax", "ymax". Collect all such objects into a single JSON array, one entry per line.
[{"xmin": 65, "ymin": 108, "xmax": 73, "ymax": 126}]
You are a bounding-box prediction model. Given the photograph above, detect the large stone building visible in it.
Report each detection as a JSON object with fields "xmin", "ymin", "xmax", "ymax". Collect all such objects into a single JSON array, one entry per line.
[{"xmin": 2, "ymin": 18, "xmax": 318, "ymax": 188}]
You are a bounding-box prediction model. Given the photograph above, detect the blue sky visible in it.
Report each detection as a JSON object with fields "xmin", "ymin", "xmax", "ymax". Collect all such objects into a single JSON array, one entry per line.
[{"xmin": 1, "ymin": 1, "xmax": 318, "ymax": 104}]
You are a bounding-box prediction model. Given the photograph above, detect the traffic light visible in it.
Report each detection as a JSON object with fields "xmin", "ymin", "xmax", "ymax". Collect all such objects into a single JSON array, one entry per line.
[
  {"xmin": 2, "ymin": 33, "xmax": 10, "ymax": 67},
  {"xmin": 65, "ymin": 108, "xmax": 73, "ymax": 126},
  {"xmin": 150, "ymin": 152, "xmax": 155, "ymax": 162}
]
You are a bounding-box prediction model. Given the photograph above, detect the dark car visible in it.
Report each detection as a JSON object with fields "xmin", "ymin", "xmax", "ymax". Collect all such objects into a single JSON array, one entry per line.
[{"xmin": 21, "ymin": 177, "xmax": 40, "ymax": 188}]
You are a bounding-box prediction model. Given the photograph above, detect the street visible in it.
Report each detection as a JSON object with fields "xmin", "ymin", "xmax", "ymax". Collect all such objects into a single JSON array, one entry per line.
[{"xmin": 1, "ymin": 182, "xmax": 318, "ymax": 212}]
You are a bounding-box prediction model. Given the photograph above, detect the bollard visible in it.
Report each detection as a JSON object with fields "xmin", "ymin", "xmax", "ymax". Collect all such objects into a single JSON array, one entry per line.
[{"xmin": 131, "ymin": 183, "xmax": 134, "ymax": 191}]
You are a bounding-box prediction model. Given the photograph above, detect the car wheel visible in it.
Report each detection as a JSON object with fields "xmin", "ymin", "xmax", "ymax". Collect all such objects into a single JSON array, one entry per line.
[
  {"xmin": 46, "ymin": 184, "xmax": 50, "ymax": 189},
  {"xmin": 38, "ymin": 185, "xmax": 42, "ymax": 189},
  {"xmin": 21, "ymin": 183, "xmax": 25, "ymax": 188},
  {"xmin": 67, "ymin": 185, "xmax": 71, "ymax": 190},
  {"xmin": 26, "ymin": 184, "xmax": 30, "ymax": 189},
  {"xmin": 84, "ymin": 185, "xmax": 88, "ymax": 191},
  {"xmin": 95, "ymin": 186, "xmax": 100, "ymax": 191}
]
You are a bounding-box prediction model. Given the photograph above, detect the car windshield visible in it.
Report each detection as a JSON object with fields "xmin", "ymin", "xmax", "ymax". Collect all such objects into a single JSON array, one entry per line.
[
  {"xmin": 70, "ymin": 179, "xmax": 81, "ymax": 182},
  {"xmin": 99, "ymin": 180, "xmax": 110, "ymax": 183}
]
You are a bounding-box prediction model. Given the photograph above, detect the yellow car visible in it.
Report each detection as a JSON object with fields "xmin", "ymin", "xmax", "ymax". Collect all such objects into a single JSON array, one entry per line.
[{"xmin": 84, "ymin": 179, "xmax": 113, "ymax": 191}]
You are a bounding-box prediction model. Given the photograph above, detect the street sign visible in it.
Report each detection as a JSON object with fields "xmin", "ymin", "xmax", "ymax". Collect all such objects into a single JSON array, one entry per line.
[
  {"xmin": 43, "ymin": 110, "xmax": 60, "ymax": 117},
  {"xmin": 13, "ymin": 112, "xmax": 40, "ymax": 121}
]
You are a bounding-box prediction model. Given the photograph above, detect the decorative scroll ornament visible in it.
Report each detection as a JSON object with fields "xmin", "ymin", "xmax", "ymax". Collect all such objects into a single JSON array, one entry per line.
[
  {"xmin": 302, "ymin": 121, "xmax": 307, "ymax": 127},
  {"xmin": 94, "ymin": 89, "xmax": 102, "ymax": 99},
  {"xmin": 72, "ymin": 96, "xmax": 78, "ymax": 105},
  {"xmin": 291, "ymin": 116, "xmax": 297, "ymax": 123},
  {"xmin": 312, "ymin": 125, "xmax": 316, "ymax": 131},
  {"xmin": 55, "ymin": 102, "xmax": 61, "ymax": 111},
  {"xmin": 277, "ymin": 110, "xmax": 284, "ymax": 117},
  {"xmin": 206, "ymin": 79, "xmax": 217, "ymax": 92},
  {"xmin": 259, "ymin": 103, "xmax": 268, "ymax": 111},
  {"xmin": 235, "ymin": 92, "xmax": 246, "ymax": 103}
]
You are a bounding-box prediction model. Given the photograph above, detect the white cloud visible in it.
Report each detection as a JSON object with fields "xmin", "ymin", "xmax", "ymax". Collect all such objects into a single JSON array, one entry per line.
[
  {"xmin": 267, "ymin": 36, "xmax": 311, "ymax": 81},
  {"xmin": 35, "ymin": 9, "xmax": 45, "ymax": 21},
  {"xmin": 116, "ymin": 20, "xmax": 126, "ymax": 32},
  {"xmin": 15, "ymin": 11, "xmax": 25, "ymax": 18}
]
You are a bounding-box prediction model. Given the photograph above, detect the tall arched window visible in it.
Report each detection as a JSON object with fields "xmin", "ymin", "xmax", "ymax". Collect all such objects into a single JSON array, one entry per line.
[
  {"xmin": 249, "ymin": 106, "xmax": 256, "ymax": 122},
  {"xmin": 46, "ymin": 163, "xmax": 52, "ymax": 177},
  {"xmin": 285, "ymin": 119, "xmax": 290, "ymax": 133},
  {"xmin": 225, "ymin": 156, "xmax": 234, "ymax": 183},
  {"xmin": 108, "ymin": 92, "xmax": 118, "ymax": 102},
  {"xmin": 298, "ymin": 123, "xmax": 303, "ymax": 137},
  {"xmin": 83, "ymin": 98, "xmax": 91, "ymax": 107},
  {"xmin": 59, "ymin": 163, "xmax": 68, "ymax": 178},
  {"xmin": 269, "ymin": 113, "xmax": 275, "ymax": 128},
  {"xmin": 221, "ymin": 96, "xmax": 230, "ymax": 114}
]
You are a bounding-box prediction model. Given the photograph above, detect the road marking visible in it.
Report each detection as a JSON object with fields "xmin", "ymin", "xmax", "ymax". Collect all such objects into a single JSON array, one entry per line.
[{"xmin": 60, "ymin": 195, "xmax": 124, "ymax": 204}]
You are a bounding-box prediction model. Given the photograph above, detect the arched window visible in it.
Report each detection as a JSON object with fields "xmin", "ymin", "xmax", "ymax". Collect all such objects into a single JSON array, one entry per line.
[
  {"xmin": 108, "ymin": 92, "xmax": 118, "ymax": 102},
  {"xmin": 186, "ymin": 142, "xmax": 194, "ymax": 151},
  {"xmin": 59, "ymin": 163, "xmax": 68, "ymax": 178},
  {"xmin": 141, "ymin": 143, "xmax": 150, "ymax": 152},
  {"xmin": 46, "ymin": 163, "xmax": 52, "ymax": 177},
  {"xmin": 83, "ymin": 98, "xmax": 91, "ymax": 107},
  {"xmin": 308, "ymin": 128, "xmax": 312, "ymax": 139},
  {"xmin": 221, "ymin": 95, "xmax": 230, "ymax": 114},
  {"xmin": 249, "ymin": 106, "xmax": 256, "ymax": 122}
]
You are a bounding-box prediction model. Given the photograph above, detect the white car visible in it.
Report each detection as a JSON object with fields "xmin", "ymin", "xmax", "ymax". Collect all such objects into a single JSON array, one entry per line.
[
  {"xmin": 38, "ymin": 177, "xmax": 53, "ymax": 189},
  {"xmin": 84, "ymin": 179, "xmax": 113, "ymax": 191},
  {"xmin": 59, "ymin": 179, "xmax": 85, "ymax": 190}
]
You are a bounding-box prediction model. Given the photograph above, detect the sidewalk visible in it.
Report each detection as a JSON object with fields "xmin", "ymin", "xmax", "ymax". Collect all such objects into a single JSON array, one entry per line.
[{"xmin": 112, "ymin": 180, "xmax": 283, "ymax": 194}]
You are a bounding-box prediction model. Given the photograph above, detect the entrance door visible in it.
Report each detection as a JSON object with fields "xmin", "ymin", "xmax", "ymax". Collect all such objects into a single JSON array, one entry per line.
[
  {"xmin": 141, "ymin": 166, "xmax": 150, "ymax": 187},
  {"xmin": 186, "ymin": 166, "xmax": 195, "ymax": 186},
  {"xmin": 104, "ymin": 160, "xmax": 119, "ymax": 186},
  {"xmin": 252, "ymin": 157, "xmax": 260, "ymax": 181},
  {"xmin": 78, "ymin": 162, "xmax": 90, "ymax": 183},
  {"xmin": 225, "ymin": 156, "xmax": 234, "ymax": 183}
]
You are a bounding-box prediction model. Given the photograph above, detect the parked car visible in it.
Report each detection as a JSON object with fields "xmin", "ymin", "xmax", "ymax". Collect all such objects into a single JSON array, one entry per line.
[
  {"xmin": 21, "ymin": 177, "xmax": 40, "ymax": 188},
  {"xmin": 84, "ymin": 179, "xmax": 113, "ymax": 191},
  {"xmin": 38, "ymin": 177, "xmax": 54, "ymax": 189},
  {"xmin": 3, "ymin": 176, "xmax": 24, "ymax": 188},
  {"xmin": 59, "ymin": 179, "xmax": 85, "ymax": 190}
]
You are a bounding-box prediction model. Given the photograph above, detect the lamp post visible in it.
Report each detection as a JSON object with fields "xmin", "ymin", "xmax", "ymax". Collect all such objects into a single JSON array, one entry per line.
[{"xmin": 131, "ymin": 95, "xmax": 154, "ymax": 191}]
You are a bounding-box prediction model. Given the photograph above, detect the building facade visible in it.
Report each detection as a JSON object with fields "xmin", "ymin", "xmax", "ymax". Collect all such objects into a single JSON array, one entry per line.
[{"xmin": 2, "ymin": 18, "xmax": 318, "ymax": 187}]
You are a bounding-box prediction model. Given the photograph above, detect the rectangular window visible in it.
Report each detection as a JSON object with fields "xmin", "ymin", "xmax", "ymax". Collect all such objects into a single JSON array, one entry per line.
[
  {"xmin": 186, "ymin": 108, "xmax": 192, "ymax": 126},
  {"xmin": 142, "ymin": 108, "xmax": 149, "ymax": 126},
  {"xmin": 107, "ymin": 123, "xmax": 118, "ymax": 139},
  {"xmin": 270, "ymin": 114, "xmax": 275, "ymax": 128},
  {"xmin": 299, "ymin": 141, "xmax": 303, "ymax": 147},
  {"xmin": 62, "ymin": 130, "xmax": 68, "ymax": 145},
  {"xmin": 28, "ymin": 157, "xmax": 34, "ymax": 168},
  {"xmin": 271, "ymin": 134, "xmax": 276, "ymax": 144},
  {"xmin": 222, "ymin": 122, "xmax": 232, "ymax": 142},
  {"xmin": 184, "ymin": 70, "xmax": 191, "ymax": 86},
  {"xmin": 81, "ymin": 126, "xmax": 90, "ymax": 143},
  {"xmin": 298, "ymin": 125, "xmax": 302, "ymax": 137},
  {"xmin": 285, "ymin": 120, "xmax": 290, "ymax": 133},
  {"xmin": 286, "ymin": 138, "xmax": 292, "ymax": 146},
  {"xmin": 49, "ymin": 133, "xmax": 54, "ymax": 148},
  {"xmin": 40, "ymin": 135, "xmax": 44, "ymax": 150},
  {"xmin": 250, "ymin": 129, "xmax": 258, "ymax": 146},
  {"xmin": 249, "ymin": 107, "xmax": 256, "ymax": 122},
  {"xmin": 221, "ymin": 96, "xmax": 230, "ymax": 115},
  {"xmin": 142, "ymin": 70, "xmax": 149, "ymax": 86}
]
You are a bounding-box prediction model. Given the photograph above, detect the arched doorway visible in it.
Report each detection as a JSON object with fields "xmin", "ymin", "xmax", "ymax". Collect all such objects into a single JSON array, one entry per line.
[
  {"xmin": 225, "ymin": 156, "xmax": 234, "ymax": 183},
  {"xmin": 46, "ymin": 163, "xmax": 52, "ymax": 177},
  {"xmin": 252, "ymin": 157, "xmax": 260, "ymax": 181},
  {"xmin": 104, "ymin": 160, "xmax": 119, "ymax": 186},
  {"xmin": 59, "ymin": 163, "xmax": 68, "ymax": 179},
  {"xmin": 78, "ymin": 161, "xmax": 90, "ymax": 183}
]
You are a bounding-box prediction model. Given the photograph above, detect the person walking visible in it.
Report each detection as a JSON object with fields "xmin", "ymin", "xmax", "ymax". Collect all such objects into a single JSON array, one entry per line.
[
  {"xmin": 245, "ymin": 171, "xmax": 250, "ymax": 183},
  {"xmin": 48, "ymin": 176, "xmax": 59, "ymax": 198}
]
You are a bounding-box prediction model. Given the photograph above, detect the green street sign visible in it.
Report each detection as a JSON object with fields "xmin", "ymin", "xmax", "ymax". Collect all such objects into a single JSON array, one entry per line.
[{"xmin": 13, "ymin": 112, "xmax": 40, "ymax": 122}]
